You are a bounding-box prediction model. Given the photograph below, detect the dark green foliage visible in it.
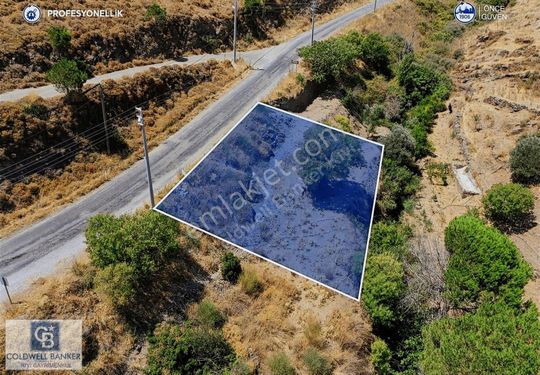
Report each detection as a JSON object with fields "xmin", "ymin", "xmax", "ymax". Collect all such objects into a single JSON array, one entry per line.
[
  {"xmin": 268, "ymin": 353, "xmax": 295, "ymax": 375},
  {"xmin": 381, "ymin": 125, "xmax": 416, "ymax": 167},
  {"xmin": 444, "ymin": 215, "xmax": 532, "ymax": 308},
  {"xmin": 421, "ymin": 301, "xmax": 540, "ymax": 375},
  {"xmin": 363, "ymin": 253, "xmax": 406, "ymax": 329},
  {"xmin": 298, "ymin": 32, "xmax": 362, "ymax": 83},
  {"xmin": 46, "ymin": 58, "xmax": 88, "ymax": 94},
  {"xmin": 48, "ymin": 26, "xmax": 71, "ymax": 51},
  {"xmin": 359, "ymin": 33, "xmax": 391, "ymax": 76},
  {"xmin": 510, "ymin": 135, "xmax": 540, "ymax": 184},
  {"xmin": 221, "ymin": 252, "xmax": 242, "ymax": 282},
  {"xmin": 22, "ymin": 102, "xmax": 49, "ymax": 120},
  {"xmin": 195, "ymin": 300, "xmax": 226, "ymax": 329},
  {"xmin": 369, "ymin": 221, "xmax": 412, "ymax": 260},
  {"xmin": 482, "ymin": 183, "xmax": 535, "ymax": 231},
  {"xmin": 145, "ymin": 2, "xmax": 167, "ymax": 22},
  {"xmin": 94, "ymin": 263, "xmax": 137, "ymax": 308},
  {"xmin": 371, "ymin": 338, "xmax": 392, "ymax": 375},
  {"xmin": 377, "ymin": 159, "xmax": 420, "ymax": 218},
  {"xmin": 86, "ymin": 211, "xmax": 180, "ymax": 278},
  {"xmin": 243, "ymin": 0, "xmax": 264, "ymax": 16},
  {"xmin": 303, "ymin": 347, "xmax": 332, "ymax": 375},
  {"xmin": 398, "ymin": 55, "xmax": 450, "ymax": 107},
  {"xmin": 146, "ymin": 323, "xmax": 236, "ymax": 375},
  {"xmin": 86, "ymin": 211, "xmax": 179, "ymax": 307}
]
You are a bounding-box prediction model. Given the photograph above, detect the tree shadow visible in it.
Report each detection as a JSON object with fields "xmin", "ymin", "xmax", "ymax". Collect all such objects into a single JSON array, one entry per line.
[
  {"xmin": 122, "ymin": 251, "xmax": 209, "ymax": 333},
  {"xmin": 495, "ymin": 214, "xmax": 537, "ymax": 235}
]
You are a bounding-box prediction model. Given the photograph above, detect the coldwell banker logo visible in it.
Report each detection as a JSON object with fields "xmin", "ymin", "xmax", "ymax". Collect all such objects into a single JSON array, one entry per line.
[
  {"xmin": 23, "ymin": 4, "xmax": 41, "ymax": 23},
  {"xmin": 31, "ymin": 321, "xmax": 60, "ymax": 351},
  {"xmin": 454, "ymin": 1, "xmax": 476, "ymax": 24},
  {"xmin": 5, "ymin": 320, "xmax": 82, "ymax": 370}
]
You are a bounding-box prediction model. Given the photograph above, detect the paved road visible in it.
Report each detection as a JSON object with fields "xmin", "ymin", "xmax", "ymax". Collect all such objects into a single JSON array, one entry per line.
[{"xmin": 0, "ymin": 0, "xmax": 393, "ymax": 300}]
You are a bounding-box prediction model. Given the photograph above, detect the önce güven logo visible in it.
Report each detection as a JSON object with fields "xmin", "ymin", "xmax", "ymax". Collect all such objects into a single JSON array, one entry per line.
[{"xmin": 454, "ymin": 1, "xmax": 476, "ymax": 24}]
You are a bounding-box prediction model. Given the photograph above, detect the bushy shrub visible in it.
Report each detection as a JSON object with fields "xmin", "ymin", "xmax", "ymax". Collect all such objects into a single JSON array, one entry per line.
[
  {"xmin": 268, "ymin": 352, "xmax": 295, "ymax": 375},
  {"xmin": 146, "ymin": 323, "xmax": 236, "ymax": 375},
  {"xmin": 299, "ymin": 32, "xmax": 362, "ymax": 83},
  {"xmin": 420, "ymin": 301, "xmax": 540, "ymax": 375},
  {"xmin": 371, "ymin": 338, "xmax": 392, "ymax": 375},
  {"xmin": 510, "ymin": 135, "xmax": 540, "ymax": 184},
  {"xmin": 303, "ymin": 347, "xmax": 332, "ymax": 375},
  {"xmin": 369, "ymin": 221, "xmax": 412, "ymax": 260},
  {"xmin": 46, "ymin": 58, "xmax": 88, "ymax": 94},
  {"xmin": 22, "ymin": 102, "xmax": 49, "ymax": 120},
  {"xmin": 48, "ymin": 26, "xmax": 71, "ymax": 52},
  {"xmin": 362, "ymin": 253, "xmax": 406, "ymax": 329},
  {"xmin": 86, "ymin": 211, "xmax": 179, "ymax": 307},
  {"xmin": 303, "ymin": 316, "xmax": 323, "ymax": 348},
  {"xmin": 359, "ymin": 33, "xmax": 391, "ymax": 76},
  {"xmin": 381, "ymin": 125, "xmax": 416, "ymax": 167},
  {"xmin": 239, "ymin": 268, "xmax": 262, "ymax": 295},
  {"xmin": 94, "ymin": 263, "xmax": 137, "ymax": 309},
  {"xmin": 221, "ymin": 252, "xmax": 242, "ymax": 282},
  {"xmin": 243, "ymin": 0, "xmax": 264, "ymax": 16},
  {"xmin": 145, "ymin": 2, "xmax": 167, "ymax": 22},
  {"xmin": 398, "ymin": 55, "xmax": 450, "ymax": 108},
  {"xmin": 482, "ymin": 183, "xmax": 535, "ymax": 231},
  {"xmin": 86, "ymin": 211, "xmax": 180, "ymax": 279},
  {"xmin": 195, "ymin": 300, "xmax": 226, "ymax": 329},
  {"xmin": 444, "ymin": 215, "xmax": 532, "ymax": 308},
  {"xmin": 377, "ymin": 159, "xmax": 420, "ymax": 218}
]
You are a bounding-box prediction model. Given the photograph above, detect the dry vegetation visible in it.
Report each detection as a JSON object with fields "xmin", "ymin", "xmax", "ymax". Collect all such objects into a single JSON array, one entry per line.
[
  {"xmin": 0, "ymin": 0, "xmax": 364, "ymax": 92},
  {"xmin": 0, "ymin": 59, "xmax": 249, "ymax": 236},
  {"xmin": 0, "ymin": 228, "xmax": 374, "ymax": 374}
]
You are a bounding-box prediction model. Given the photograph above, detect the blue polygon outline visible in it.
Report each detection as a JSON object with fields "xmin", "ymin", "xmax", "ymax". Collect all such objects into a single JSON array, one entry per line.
[{"xmin": 153, "ymin": 102, "xmax": 384, "ymax": 301}]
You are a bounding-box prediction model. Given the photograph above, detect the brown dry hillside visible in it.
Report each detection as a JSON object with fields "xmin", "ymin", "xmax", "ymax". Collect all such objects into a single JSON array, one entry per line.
[
  {"xmin": 401, "ymin": 0, "xmax": 540, "ymax": 303},
  {"xmin": 0, "ymin": 0, "xmax": 364, "ymax": 92},
  {"xmin": 0, "ymin": 228, "xmax": 373, "ymax": 374}
]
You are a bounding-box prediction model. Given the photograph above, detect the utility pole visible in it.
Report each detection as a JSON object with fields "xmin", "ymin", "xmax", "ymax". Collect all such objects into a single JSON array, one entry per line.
[
  {"xmin": 374, "ymin": 0, "xmax": 378, "ymax": 11},
  {"xmin": 311, "ymin": 0, "xmax": 317, "ymax": 45},
  {"xmin": 135, "ymin": 107, "xmax": 155, "ymax": 207},
  {"xmin": 233, "ymin": 0, "xmax": 238, "ymax": 63},
  {"xmin": 2, "ymin": 277, "xmax": 13, "ymax": 304},
  {"xmin": 99, "ymin": 84, "xmax": 110, "ymax": 154}
]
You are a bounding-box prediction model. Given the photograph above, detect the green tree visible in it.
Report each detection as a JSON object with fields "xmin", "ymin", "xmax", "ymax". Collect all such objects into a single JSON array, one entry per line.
[
  {"xmin": 268, "ymin": 352, "xmax": 295, "ymax": 375},
  {"xmin": 371, "ymin": 338, "xmax": 392, "ymax": 375},
  {"xmin": 221, "ymin": 252, "xmax": 242, "ymax": 282},
  {"xmin": 444, "ymin": 215, "xmax": 532, "ymax": 308},
  {"xmin": 398, "ymin": 55, "xmax": 448, "ymax": 107},
  {"xmin": 420, "ymin": 301, "xmax": 540, "ymax": 375},
  {"xmin": 299, "ymin": 33, "xmax": 362, "ymax": 83},
  {"xmin": 145, "ymin": 2, "xmax": 167, "ymax": 22},
  {"xmin": 46, "ymin": 59, "xmax": 88, "ymax": 94},
  {"xmin": 146, "ymin": 323, "xmax": 236, "ymax": 375},
  {"xmin": 94, "ymin": 262, "xmax": 137, "ymax": 309},
  {"xmin": 482, "ymin": 183, "xmax": 535, "ymax": 231},
  {"xmin": 48, "ymin": 26, "xmax": 71, "ymax": 52},
  {"xmin": 369, "ymin": 221, "xmax": 412, "ymax": 260},
  {"xmin": 381, "ymin": 125, "xmax": 416, "ymax": 167},
  {"xmin": 86, "ymin": 210, "xmax": 180, "ymax": 279},
  {"xmin": 377, "ymin": 159, "xmax": 420, "ymax": 218},
  {"xmin": 510, "ymin": 135, "xmax": 540, "ymax": 184},
  {"xmin": 362, "ymin": 253, "xmax": 406, "ymax": 329},
  {"xmin": 359, "ymin": 33, "xmax": 391, "ymax": 75}
]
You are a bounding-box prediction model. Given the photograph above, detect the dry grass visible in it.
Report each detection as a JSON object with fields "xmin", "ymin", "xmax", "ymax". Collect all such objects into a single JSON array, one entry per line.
[
  {"xmin": 1, "ymin": 224, "xmax": 374, "ymax": 374},
  {"xmin": 0, "ymin": 259, "xmax": 135, "ymax": 374},
  {"xmin": 0, "ymin": 60, "xmax": 249, "ymax": 237},
  {"xmin": 195, "ymin": 236, "xmax": 374, "ymax": 374}
]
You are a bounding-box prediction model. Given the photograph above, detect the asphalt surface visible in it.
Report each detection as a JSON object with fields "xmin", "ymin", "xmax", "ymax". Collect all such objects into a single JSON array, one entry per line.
[{"xmin": 0, "ymin": 0, "xmax": 393, "ymax": 300}]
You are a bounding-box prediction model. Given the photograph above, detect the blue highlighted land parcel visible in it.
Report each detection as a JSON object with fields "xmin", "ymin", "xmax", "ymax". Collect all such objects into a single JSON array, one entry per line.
[{"xmin": 155, "ymin": 103, "xmax": 383, "ymax": 299}]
